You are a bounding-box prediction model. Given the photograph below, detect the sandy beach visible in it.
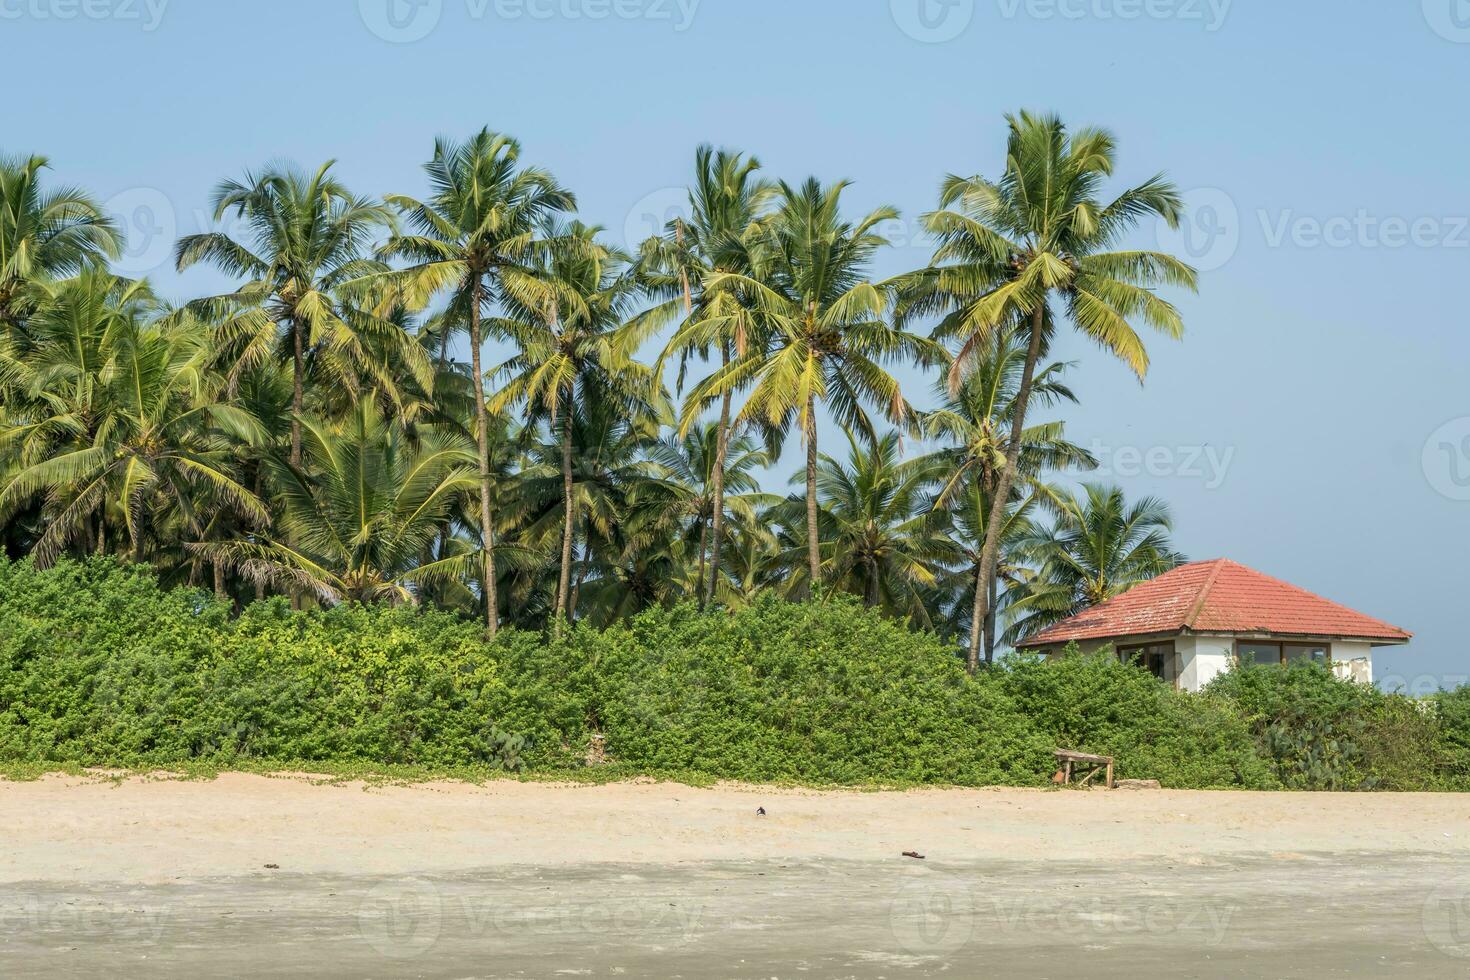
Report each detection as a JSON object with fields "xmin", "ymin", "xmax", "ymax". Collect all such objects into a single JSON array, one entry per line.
[
  {"xmin": 4, "ymin": 773, "xmax": 1470, "ymax": 882},
  {"xmin": 6, "ymin": 775, "xmax": 1470, "ymax": 977}
]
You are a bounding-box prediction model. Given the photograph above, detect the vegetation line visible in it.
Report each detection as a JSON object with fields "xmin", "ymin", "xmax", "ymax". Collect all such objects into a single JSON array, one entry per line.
[{"xmin": 2, "ymin": 557, "xmax": 1467, "ymax": 791}]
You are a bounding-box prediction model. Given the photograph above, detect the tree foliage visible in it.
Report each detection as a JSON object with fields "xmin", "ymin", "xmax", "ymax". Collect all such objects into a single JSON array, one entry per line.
[{"xmin": 3, "ymin": 118, "xmax": 1190, "ymax": 652}]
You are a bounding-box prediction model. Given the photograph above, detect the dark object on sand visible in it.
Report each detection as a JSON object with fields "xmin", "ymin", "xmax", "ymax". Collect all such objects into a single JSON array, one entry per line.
[
  {"xmin": 902, "ymin": 851, "xmax": 925, "ymax": 860},
  {"xmin": 756, "ymin": 807, "xmax": 766, "ymax": 816},
  {"xmin": 1053, "ymin": 748, "xmax": 1115, "ymax": 789},
  {"xmin": 264, "ymin": 864, "xmax": 280, "ymax": 869}
]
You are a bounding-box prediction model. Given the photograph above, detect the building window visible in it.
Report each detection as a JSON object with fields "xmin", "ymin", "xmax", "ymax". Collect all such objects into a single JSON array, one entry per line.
[
  {"xmin": 1286, "ymin": 643, "xmax": 1329, "ymax": 665},
  {"xmin": 1235, "ymin": 641, "xmax": 1331, "ymax": 667},
  {"xmin": 1119, "ymin": 642, "xmax": 1178, "ymax": 686},
  {"xmin": 1237, "ymin": 642, "xmax": 1282, "ymax": 667}
]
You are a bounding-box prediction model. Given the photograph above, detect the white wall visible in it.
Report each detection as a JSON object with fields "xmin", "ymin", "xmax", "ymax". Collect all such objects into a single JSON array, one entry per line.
[
  {"xmin": 1039, "ymin": 634, "xmax": 1376, "ymax": 692},
  {"xmin": 1177, "ymin": 635, "xmax": 1233, "ymax": 692},
  {"xmin": 1183, "ymin": 636, "xmax": 1375, "ymax": 690},
  {"xmin": 1040, "ymin": 636, "xmax": 1227, "ymax": 692},
  {"xmin": 1331, "ymin": 640, "xmax": 1374, "ymax": 684}
]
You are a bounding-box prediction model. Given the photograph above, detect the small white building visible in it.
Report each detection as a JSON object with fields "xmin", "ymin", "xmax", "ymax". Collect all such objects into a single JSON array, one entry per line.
[{"xmin": 1016, "ymin": 559, "xmax": 1411, "ymax": 692}]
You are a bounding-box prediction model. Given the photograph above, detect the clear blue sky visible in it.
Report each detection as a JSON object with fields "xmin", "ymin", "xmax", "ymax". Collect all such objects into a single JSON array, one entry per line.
[{"xmin": 7, "ymin": 0, "xmax": 1467, "ymax": 686}]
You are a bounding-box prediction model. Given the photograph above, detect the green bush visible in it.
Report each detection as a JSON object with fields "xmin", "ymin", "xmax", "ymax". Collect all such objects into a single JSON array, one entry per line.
[
  {"xmin": 1358, "ymin": 694, "xmax": 1445, "ymax": 791},
  {"xmin": 587, "ymin": 596, "xmax": 1050, "ymax": 784},
  {"xmin": 0, "ymin": 557, "xmax": 1461, "ymax": 790},
  {"xmin": 1206, "ymin": 661, "xmax": 1444, "ymax": 790},
  {"xmin": 1429, "ymin": 686, "xmax": 1470, "ymax": 787},
  {"xmin": 992, "ymin": 647, "xmax": 1272, "ymax": 789},
  {"xmin": 202, "ymin": 600, "xmax": 590, "ymax": 768},
  {"xmin": 0, "ymin": 558, "xmax": 587, "ymax": 769},
  {"xmin": 0, "ymin": 557, "xmax": 227, "ymax": 763}
]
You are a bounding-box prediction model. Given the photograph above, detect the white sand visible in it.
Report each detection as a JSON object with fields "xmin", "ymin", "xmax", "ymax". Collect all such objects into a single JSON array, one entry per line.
[{"xmin": 3, "ymin": 772, "xmax": 1469, "ymax": 884}]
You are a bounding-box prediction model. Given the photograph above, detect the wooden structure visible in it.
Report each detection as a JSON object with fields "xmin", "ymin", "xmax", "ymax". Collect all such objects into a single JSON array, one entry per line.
[{"xmin": 1053, "ymin": 749, "xmax": 1114, "ymax": 789}]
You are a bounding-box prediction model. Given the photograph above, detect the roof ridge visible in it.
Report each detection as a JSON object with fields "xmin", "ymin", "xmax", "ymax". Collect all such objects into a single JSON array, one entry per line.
[{"xmin": 1182, "ymin": 559, "xmax": 1227, "ymax": 628}]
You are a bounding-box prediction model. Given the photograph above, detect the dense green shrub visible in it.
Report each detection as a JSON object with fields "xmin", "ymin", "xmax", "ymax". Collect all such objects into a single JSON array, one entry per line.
[
  {"xmin": 0, "ymin": 557, "xmax": 1462, "ymax": 789},
  {"xmin": 993, "ymin": 648, "xmax": 1273, "ymax": 789},
  {"xmin": 1358, "ymin": 694, "xmax": 1446, "ymax": 790},
  {"xmin": 1206, "ymin": 662, "xmax": 1444, "ymax": 790},
  {"xmin": 0, "ymin": 558, "xmax": 586, "ymax": 769},
  {"xmin": 1429, "ymin": 686, "xmax": 1470, "ymax": 785},
  {"xmin": 0, "ymin": 557, "xmax": 227, "ymax": 763},
  {"xmin": 587, "ymin": 596, "xmax": 1050, "ymax": 784},
  {"xmin": 203, "ymin": 600, "xmax": 590, "ymax": 768}
]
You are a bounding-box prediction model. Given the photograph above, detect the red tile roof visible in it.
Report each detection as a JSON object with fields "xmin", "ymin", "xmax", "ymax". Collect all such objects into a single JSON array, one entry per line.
[{"xmin": 1017, "ymin": 559, "xmax": 1412, "ymax": 648}]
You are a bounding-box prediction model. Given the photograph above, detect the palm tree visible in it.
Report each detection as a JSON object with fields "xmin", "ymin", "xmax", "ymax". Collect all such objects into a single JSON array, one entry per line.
[
  {"xmin": 640, "ymin": 146, "xmax": 774, "ymax": 604},
  {"xmin": 807, "ymin": 430, "xmax": 963, "ymax": 626},
  {"xmin": 175, "ymin": 161, "xmax": 426, "ymax": 467},
  {"xmin": 0, "ymin": 271, "xmax": 268, "ymax": 565},
  {"xmin": 0, "ymin": 133, "xmax": 1209, "ymax": 639},
  {"xmin": 380, "ymin": 130, "xmax": 575, "ymax": 634},
  {"xmin": 634, "ymin": 422, "xmax": 776, "ymax": 600},
  {"xmin": 716, "ymin": 519, "xmax": 785, "ymax": 608},
  {"xmin": 900, "ymin": 111, "xmax": 1196, "ymax": 671},
  {"xmin": 936, "ymin": 482, "xmax": 1046, "ymax": 658},
  {"xmin": 510, "ymin": 398, "xmax": 661, "ymax": 621},
  {"xmin": 0, "ymin": 271, "xmax": 132, "ymax": 466},
  {"xmin": 1007, "ymin": 483, "xmax": 1184, "ymax": 642},
  {"xmin": 204, "ymin": 404, "xmax": 479, "ymax": 605},
  {"xmin": 683, "ymin": 178, "xmax": 944, "ymax": 593},
  {"xmin": 540, "ymin": 406, "xmax": 693, "ymax": 625},
  {"xmin": 920, "ymin": 327, "xmax": 1095, "ymax": 662},
  {"xmin": 0, "ymin": 154, "xmax": 119, "ymax": 330},
  {"xmin": 488, "ymin": 221, "xmax": 657, "ymax": 622}
]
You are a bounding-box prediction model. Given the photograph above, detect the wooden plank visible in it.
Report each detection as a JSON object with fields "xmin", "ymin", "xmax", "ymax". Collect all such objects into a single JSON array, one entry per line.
[{"xmin": 1052, "ymin": 747, "xmax": 1117, "ymax": 789}]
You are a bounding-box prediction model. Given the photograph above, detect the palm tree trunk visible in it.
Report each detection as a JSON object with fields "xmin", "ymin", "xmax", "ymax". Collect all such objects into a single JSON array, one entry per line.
[
  {"xmin": 437, "ymin": 321, "xmax": 452, "ymax": 372},
  {"xmin": 570, "ymin": 535, "xmax": 589, "ymax": 621},
  {"xmin": 431, "ymin": 328, "xmax": 453, "ymax": 569},
  {"xmin": 969, "ymin": 561, "xmax": 985, "ymax": 662},
  {"xmin": 704, "ymin": 345, "xmax": 733, "ymax": 608},
  {"xmin": 427, "ymin": 329, "xmax": 452, "ymax": 584},
  {"xmin": 696, "ymin": 517, "xmax": 708, "ymax": 607},
  {"xmin": 252, "ymin": 469, "xmax": 266, "ymax": 602},
  {"xmin": 287, "ymin": 324, "xmax": 305, "ymax": 612},
  {"xmin": 467, "ymin": 275, "xmax": 499, "ymax": 637},
  {"xmin": 557, "ymin": 409, "xmax": 576, "ymax": 624},
  {"xmin": 970, "ymin": 305, "xmax": 1046, "ymax": 672},
  {"xmin": 287, "ymin": 324, "xmax": 305, "ymax": 613},
  {"xmin": 984, "ymin": 572, "xmax": 998, "ymax": 663},
  {"xmin": 804, "ymin": 392, "xmax": 821, "ymax": 597},
  {"xmin": 290, "ymin": 320, "xmax": 304, "ymax": 469}
]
